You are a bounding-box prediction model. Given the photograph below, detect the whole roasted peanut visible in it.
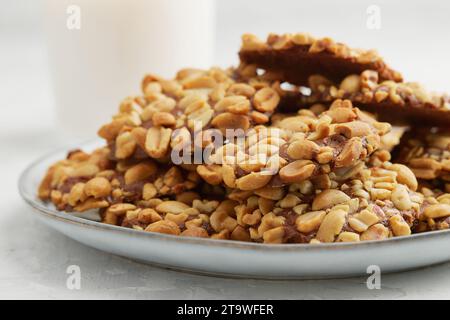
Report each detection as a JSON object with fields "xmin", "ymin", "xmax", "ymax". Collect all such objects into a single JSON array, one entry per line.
[
  {"xmin": 69, "ymin": 163, "xmax": 100, "ymax": 178},
  {"xmin": 389, "ymin": 215, "xmax": 411, "ymax": 236},
  {"xmin": 165, "ymin": 213, "xmax": 189, "ymax": 226},
  {"xmin": 348, "ymin": 209, "xmax": 379, "ymax": 232},
  {"xmin": 360, "ymin": 223, "xmax": 389, "ymax": 241},
  {"xmin": 312, "ymin": 189, "xmax": 351, "ymax": 210},
  {"xmin": 250, "ymin": 111, "xmax": 269, "ymax": 124},
  {"xmin": 391, "ymin": 184, "xmax": 412, "ymax": 210},
  {"xmin": 74, "ymin": 198, "xmax": 109, "ymax": 212},
  {"xmin": 287, "ymin": 139, "xmax": 320, "ymax": 160},
  {"xmin": 335, "ymin": 121, "xmax": 372, "ymax": 138},
  {"xmin": 84, "ymin": 177, "xmax": 111, "ymax": 198},
  {"xmin": 279, "ymin": 160, "xmax": 316, "ymax": 183},
  {"xmin": 226, "ymin": 84, "xmax": 256, "ymax": 98},
  {"xmin": 435, "ymin": 193, "xmax": 450, "ymax": 204},
  {"xmin": 210, "ymin": 83, "xmax": 229, "ymax": 103},
  {"xmin": 236, "ymin": 172, "xmax": 272, "ymax": 191},
  {"xmin": 192, "ymin": 199, "xmax": 220, "ymax": 214},
  {"xmin": 115, "ymin": 131, "xmax": 136, "ymax": 159},
  {"xmin": 182, "ymin": 75, "xmax": 217, "ymax": 89},
  {"xmin": 276, "ymin": 116, "xmax": 310, "ymax": 133},
  {"xmin": 424, "ymin": 204, "xmax": 450, "ymax": 219},
  {"xmin": 142, "ymin": 183, "xmax": 157, "ymax": 200},
  {"xmin": 215, "ymin": 95, "xmax": 251, "ymax": 114},
  {"xmin": 152, "ymin": 111, "xmax": 176, "ymax": 127},
  {"xmin": 336, "ymin": 232, "xmax": 360, "ymax": 242},
  {"xmin": 254, "ymin": 185, "xmax": 286, "ymax": 200},
  {"xmin": 253, "ymin": 87, "xmax": 280, "ymax": 112},
  {"xmin": 221, "ymin": 164, "xmax": 236, "ymax": 188},
  {"xmin": 108, "ymin": 203, "xmax": 137, "ymax": 215},
  {"xmin": 335, "ymin": 138, "xmax": 364, "ymax": 168},
  {"xmin": 296, "ymin": 210, "xmax": 326, "ymax": 233},
  {"xmin": 389, "ymin": 164, "xmax": 418, "ymax": 191},
  {"xmin": 145, "ymin": 126, "xmax": 172, "ymax": 159},
  {"xmin": 68, "ymin": 182, "xmax": 86, "ymax": 206},
  {"xmin": 184, "ymin": 216, "xmax": 203, "ymax": 229},
  {"xmin": 145, "ymin": 220, "xmax": 180, "ymax": 235},
  {"xmin": 316, "ymin": 209, "xmax": 347, "ymax": 243},
  {"xmin": 278, "ymin": 194, "xmax": 301, "ymax": 208},
  {"xmin": 124, "ymin": 161, "xmax": 157, "ymax": 185},
  {"xmin": 181, "ymin": 226, "xmax": 209, "ymax": 238},
  {"xmin": 130, "ymin": 127, "xmax": 147, "ymax": 150},
  {"xmin": 263, "ymin": 226, "xmax": 285, "ymax": 244},
  {"xmin": 324, "ymin": 107, "xmax": 357, "ymax": 123},
  {"xmin": 98, "ymin": 118, "xmax": 127, "ymax": 141},
  {"xmin": 368, "ymin": 188, "xmax": 390, "ymax": 202},
  {"xmin": 155, "ymin": 201, "xmax": 190, "ymax": 215},
  {"xmin": 137, "ymin": 208, "xmax": 162, "ymax": 224},
  {"xmin": 186, "ymin": 101, "xmax": 214, "ymax": 130},
  {"xmin": 340, "ymin": 75, "xmax": 361, "ymax": 93},
  {"xmin": 211, "ymin": 112, "xmax": 250, "ymax": 132},
  {"xmin": 197, "ymin": 165, "xmax": 223, "ymax": 185}
]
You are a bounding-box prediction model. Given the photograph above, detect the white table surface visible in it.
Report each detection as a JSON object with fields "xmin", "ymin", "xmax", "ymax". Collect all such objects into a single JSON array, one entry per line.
[{"xmin": 2, "ymin": 6, "xmax": 450, "ymax": 299}]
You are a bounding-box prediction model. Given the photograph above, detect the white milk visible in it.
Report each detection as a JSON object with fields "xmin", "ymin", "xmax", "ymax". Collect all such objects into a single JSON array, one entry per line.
[{"xmin": 43, "ymin": 0, "xmax": 215, "ymax": 139}]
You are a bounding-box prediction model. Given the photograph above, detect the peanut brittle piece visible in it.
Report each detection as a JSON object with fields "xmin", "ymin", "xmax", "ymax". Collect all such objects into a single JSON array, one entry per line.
[
  {"xmin": 239, "ymin": 33, "xmax": 402, "ymax": 86},
  {"xmin": 97, "ymin": 67, "xmax": 286, "ymax": 162},
  {"xmin": 287, "ymin": 70, "xmax": 450, "ymax": 126},
  {"xmin": 39, "ymin": 147, "xmax": 201, "ymax": 213}
]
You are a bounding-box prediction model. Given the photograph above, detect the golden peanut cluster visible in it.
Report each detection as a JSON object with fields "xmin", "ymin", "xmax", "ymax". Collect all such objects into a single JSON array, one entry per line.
[
  {"xmin": 38, "ymin": 32, "xmax": 450, "ymax": 243},
  {"xmin": 300, "ymin": 70, "xmax": 450, "ymax": 112},
  {"xmin": 196, "ymin": 99, "xmax": 390, "ymax": 192}
]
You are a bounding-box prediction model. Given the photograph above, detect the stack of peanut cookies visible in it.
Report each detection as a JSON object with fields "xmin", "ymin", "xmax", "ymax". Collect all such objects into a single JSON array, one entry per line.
[{"xmin": 38, "ymin": 33, "xmax": 450, "ymax": 244}]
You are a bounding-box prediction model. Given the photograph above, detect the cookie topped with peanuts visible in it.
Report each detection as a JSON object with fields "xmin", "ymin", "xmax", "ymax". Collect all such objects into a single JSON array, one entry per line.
[
  {"xmin": 37, "ymin": 32, "xmax": 450, "ymax": 244},
  {"xmin": 239, "ymin": 33, "xmax": 402, "ymax": 86},
  {"xmin": 97, "ymin": 67, "xmax": 285, "ymax": 163}
]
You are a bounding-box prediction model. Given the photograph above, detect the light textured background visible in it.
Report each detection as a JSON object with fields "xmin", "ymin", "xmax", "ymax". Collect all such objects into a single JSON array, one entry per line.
[{"xmin": 1, "ymin": 0, "xmax": 450, "ymax": 299}]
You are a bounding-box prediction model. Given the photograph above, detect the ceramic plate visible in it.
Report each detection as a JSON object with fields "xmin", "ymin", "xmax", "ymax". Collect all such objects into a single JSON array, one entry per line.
[{"xmin": 19, "ymin": 141, "xmax": 450, "ymax": 279}]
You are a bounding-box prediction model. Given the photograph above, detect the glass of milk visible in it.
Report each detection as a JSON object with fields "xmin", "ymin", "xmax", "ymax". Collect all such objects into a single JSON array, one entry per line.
[{"xmin": 43, "ymin": 0, "xmax": 215, "ymax": 139}]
